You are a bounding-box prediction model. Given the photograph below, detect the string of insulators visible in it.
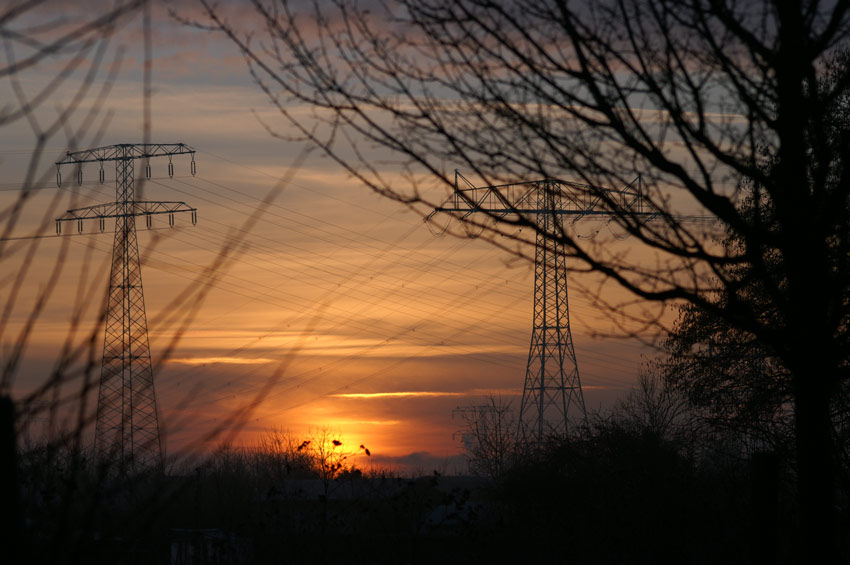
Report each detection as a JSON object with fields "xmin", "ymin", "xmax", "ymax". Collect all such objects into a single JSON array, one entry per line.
[
  {"xmin": 56, "ymin": 154, "xmax": 198, "ymax": 182},
  {"xmin": 53, "ymin": 149, "xmax": 200, "ymax": 238},
  {"xmin": 57, "ymin": 211, "xmax": 199, "ymax": 233}
]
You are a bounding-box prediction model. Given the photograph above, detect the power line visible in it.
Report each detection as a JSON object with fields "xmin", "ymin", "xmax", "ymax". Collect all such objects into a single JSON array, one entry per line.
[{"xmin": 49, "ymin": 164, "xmax": 646, "ymax": 435}]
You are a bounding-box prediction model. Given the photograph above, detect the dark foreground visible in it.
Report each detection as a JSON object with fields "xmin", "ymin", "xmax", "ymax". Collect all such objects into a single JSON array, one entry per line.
[{"xmin": 12, "ymin": 427, "xmax": 845, "ymax": 565}]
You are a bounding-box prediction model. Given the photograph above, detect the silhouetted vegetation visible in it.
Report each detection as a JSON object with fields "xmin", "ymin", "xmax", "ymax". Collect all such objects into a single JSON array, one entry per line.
[
  {"xmin": 197, "ymin": 1, "xmax": 850, "ymax": 558},
  {"xmin": 14, "ymin": 393, "xmax": 844, "ymax": 564},
  {"xmin": 7, "ymin": 2, "xmax": 850, "ymax": 563},
  {"xmin": 452, "ymin": 370, "xmax": 850, "ymax": 564}
]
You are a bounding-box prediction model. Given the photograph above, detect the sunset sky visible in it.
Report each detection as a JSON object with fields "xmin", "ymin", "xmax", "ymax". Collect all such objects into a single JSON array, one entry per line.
[{"xmin": 1, "ymin": 1, "xmax": 668, "ymax": 470}]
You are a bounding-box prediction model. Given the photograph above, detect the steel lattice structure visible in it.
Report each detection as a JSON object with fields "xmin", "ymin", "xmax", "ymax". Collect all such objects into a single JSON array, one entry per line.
[
  {"xmin": 55, "ymin": 143, "xmax": 197, "ymax": 470},
  {"xmin": 428, "ymin": 172, "xmax": 662, "ymax": 444},
  {"xmin": 519, "ymin": 183, "xmax": 585, "ymax": 440}
]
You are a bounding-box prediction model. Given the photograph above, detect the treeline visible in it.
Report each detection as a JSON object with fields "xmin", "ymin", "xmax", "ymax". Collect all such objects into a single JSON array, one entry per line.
[
  {"xmin": 14, "ymin": 428, "xmax": 467, "ymax": 564},
  {"xmin": 15, "ymin": 382, "xmax": 844, "ymax": 564},
  {"xmin": 457, "ymin": 373, "xmax": 807, "ymax": 564}
]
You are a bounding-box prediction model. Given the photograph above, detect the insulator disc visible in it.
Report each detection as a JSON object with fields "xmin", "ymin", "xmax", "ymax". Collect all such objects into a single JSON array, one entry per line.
[
  {"xmin": 99, "ymin": 168, "xmax": 105, "ymax": 183},
  {"xmin": 146, "ymin": 215, "xmax": 152, "ymax": 229},
  {"xmin": 190, "ymin": 160, "xmax": 196, "ymax": 176},
  {"xmin": 56, "ymin": 171, "xmax": 62, "ymax": 188},
  {"xmin": 168, "ymin": 162, "xmax": 174, "ymax": 178},
  {"xmin": 145, "ymin": 164, "xmax": 151, "ymax": 179}
]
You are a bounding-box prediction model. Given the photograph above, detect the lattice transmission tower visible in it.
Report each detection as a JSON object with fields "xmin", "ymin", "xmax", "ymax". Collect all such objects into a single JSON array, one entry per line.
[
  {"xmin": 55, "ymin": 143, "xmax": 198, "ymax": 470},
  {"xmin": 429, "ymin": 172, "xmax": 658, "ymax": 445}
]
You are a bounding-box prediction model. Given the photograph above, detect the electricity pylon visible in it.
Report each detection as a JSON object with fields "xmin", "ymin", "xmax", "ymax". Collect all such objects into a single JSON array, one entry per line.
[
  {"xmin": 55, "ymin": 143, "xmax": 197, "ymax": 470},
  {"xmin": 428, "ymin": 172, "xmax": 658, "ymax": 445}
]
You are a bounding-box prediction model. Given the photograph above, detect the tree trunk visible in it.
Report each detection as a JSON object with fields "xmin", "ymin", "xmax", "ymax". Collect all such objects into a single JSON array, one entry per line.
[
  {"xmin": 0, "ymin": 396, "xmax": 22, "ymax": 562},
  {"xmin": 793, "ymin": 361, "xmax": 837, "ymax": 563}
]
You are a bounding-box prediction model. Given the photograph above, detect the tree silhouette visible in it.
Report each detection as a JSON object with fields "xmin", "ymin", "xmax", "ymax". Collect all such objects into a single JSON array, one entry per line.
[
  {"xmin": 196, "ymin": 0, "xmax": 850, "ymax": 558},
  {"xmin": 1, "ymin": 8, "xmax": 150, "ymax": 559},
  {"xmin": 660, "ymin": 298, "xmax": 795, "ymax": 450},
  {"xmin": 1, "ymin": 3, "xmax": 300, "ymax": 560},
  {"xmin": 660, "ymin": 43, "xmax": 850, "ymax": 495},
  {"xmin": 297, "ymin": 428, "xmax": 370, "ymax": 498},
  {"xmin": 455, "ymin": 395, "xmax": 521, "ymax": 481}
]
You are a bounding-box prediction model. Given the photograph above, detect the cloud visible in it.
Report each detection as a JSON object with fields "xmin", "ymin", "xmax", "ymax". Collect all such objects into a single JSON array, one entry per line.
[
  {"xmin": 167, "ymin": 356, "xmax": 275, "ymax": 365},
  {"xmin": 332, "ymin": 391, "xmax": 466, "ymax": 399},
  {"xmin": 333, "ymin": 419, "xmax": 401, "ymax": 426},
  {"xmin": 331, "ymin": 386, "xmax": 618, "ymax": 400},
  {"xmin": 370, "ymin": 451, "xmax": 469, "ymax": 475}
]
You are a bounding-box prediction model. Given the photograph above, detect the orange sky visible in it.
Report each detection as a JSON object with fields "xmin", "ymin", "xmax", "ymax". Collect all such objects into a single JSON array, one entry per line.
[{"xmin": 0, "ymin": 1, "xmax": 688, "ymax": 471}]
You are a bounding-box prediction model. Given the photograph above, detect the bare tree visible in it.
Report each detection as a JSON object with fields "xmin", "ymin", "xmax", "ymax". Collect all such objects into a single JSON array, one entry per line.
[
  {"xmin": 296, "ymin": 427, "xmax": 370, "ymax": 497},
  {"xmin": 611, "ymin": 370, "xmax": 700, "ymax": 447},
  {"xmin": 1, "ymin": 3, "xmax": 154, "ymax": 560},
  {"xmin": 455, "ymin": 395, "xmax": 520, "ymax": 481},
  {"xmin": 195, "ymin": 0, "xmax": 850, "ymax": 557},
  {"xmin": 1, "ymin": 3, "xmax": 301, "ymax": 560}
]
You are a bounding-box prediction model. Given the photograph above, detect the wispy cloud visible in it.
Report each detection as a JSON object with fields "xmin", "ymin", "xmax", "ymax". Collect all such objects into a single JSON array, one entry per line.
[
  {"xmin": 332, "ymin": 386, "xmax": 620, "ymax": 400},
  {"xmin": 334, "ymin": 419, "xmax": 401, "ymax": 426},
  {"xmin": 332, "ymin": 391, "xmax": 466, "ymax": 399},
  {"xmin": 168, "ymin": 357, "xmax": 276, "ymax": 365}
]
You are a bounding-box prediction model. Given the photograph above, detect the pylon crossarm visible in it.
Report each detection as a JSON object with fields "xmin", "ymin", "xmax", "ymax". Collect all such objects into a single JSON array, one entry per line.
[
  {"xmin": 435, "ymin": 206, "xmax": 659, "ymax": 216},
  {"xmin": 56, "ymin": 201, "xmax": 196, "ymax": 221},
  {"xmin": 56, "ymin": 143, "xmax": 195, "ymax": 165},
  {"xmin": 428, "ymin": 194, "xmax": 712, "ymax": 225},
  {"xmin": 428, "ymin": 176, "xmax": 653, "ymax": 220},
  {"xmin": 55, "ymin": 201, "xmax": 197, "ymax": 234}
]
